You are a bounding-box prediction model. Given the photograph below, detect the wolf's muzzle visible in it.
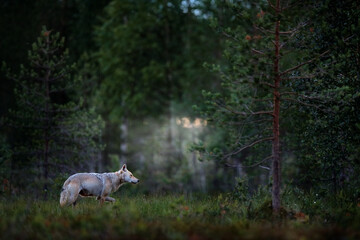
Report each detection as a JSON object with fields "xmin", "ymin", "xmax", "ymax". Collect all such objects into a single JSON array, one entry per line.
[{"xmin": 132, "ymin": 179, "xmax": 140, "ymax": 184}]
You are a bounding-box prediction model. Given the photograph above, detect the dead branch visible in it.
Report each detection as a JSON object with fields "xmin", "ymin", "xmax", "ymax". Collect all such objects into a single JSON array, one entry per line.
[
  {"xmin": 279, "ymin": 25, "xmax": 304, "ymax": 49},
  {"xmin": 251, "ymin": 48, "xmax": 266, "ymax": 55},
  {"xmin": 222, "ymin": 137, "xmax": 274, "ymax": 160},
  {"xmin": 282, "ymin": 67, "xmax": 329, "ymax": 80},
  {"xmin": 222, "ymin": 31, "xmax": 240, "ymax": 42},
  {"xmin": 215, "ymin": 101, "xmax": 273, "ymax": 117},
  {"xmin": 225, "ymin": 155, "xmax": 273, "ymax": 168},
  {"xmin": 343, "ymin": 34, "xmax": 355, "ymax": 43},
  {"xmin": 281, "ymin": 1, "xmax": 301, "ymax": 11},
  {"xmin": 280, "ymin": 50, "xmax": 330, "ymax": 76},
  {"xmin": 281, "ymin": 91, "xmax": 327, "ymax": 101},
  {"xmin": 280, "ymin": 21, "xmax": 309, "ymax": 36},
  {"xmin": 229, "ymin": 118, "xmax": 273, "ymax": 126},
  {"xmin": 245, "ymin": 105, "xmax": 273, "ymax": 116},
  {"xmin": 253, "ymin": 98, "xmax": 273, "ymax": 102},
  {"xmin": 253, "ymin": 24, "xmax": 270, "ymax": 36},
  {"xmin": 282, "ymin": 97, "xmax": 326, "ymax": 111},
  {"xmin": 259, "ymin": 165, "xmax": 271, "ymax": 170},
  {"xmin": 259, "ymin": 81, "xmax": 275, "ymax": 88},
  {"xmin": 282, "ymin": 75, "xmax": 317, "ymax": 80},
  {"xmin": 250, "ymin": 110, "xmax": 273, "ymax": 116}
]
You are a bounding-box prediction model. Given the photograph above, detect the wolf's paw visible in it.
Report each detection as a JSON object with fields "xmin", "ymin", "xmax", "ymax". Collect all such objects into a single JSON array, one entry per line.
[{"xmin": 105, "ymin": 196, "xmax": 116, "ymax": 202}]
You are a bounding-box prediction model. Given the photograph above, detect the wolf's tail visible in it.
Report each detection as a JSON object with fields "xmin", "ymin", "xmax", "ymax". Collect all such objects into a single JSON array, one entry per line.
[{"xmin": 60, "ymin": 186, "xmax": 69, "ymax": 207}]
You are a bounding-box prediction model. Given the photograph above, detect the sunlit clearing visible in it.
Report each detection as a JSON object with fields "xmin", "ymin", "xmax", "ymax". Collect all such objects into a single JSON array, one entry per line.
[{"xmin": 176, "ymin": 117, "xmax": 207, "ymax": 128}]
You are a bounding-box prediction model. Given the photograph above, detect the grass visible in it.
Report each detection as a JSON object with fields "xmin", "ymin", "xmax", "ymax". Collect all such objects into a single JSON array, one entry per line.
[{"xmin": 0, "ymin": 192, "xmax": 360, "ymax": 240}]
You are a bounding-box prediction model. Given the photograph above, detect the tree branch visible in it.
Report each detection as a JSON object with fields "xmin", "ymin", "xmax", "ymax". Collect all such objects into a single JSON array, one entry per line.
[
  {"xmin": 259, "ymin": 81, "xmax": 275, "ymax": 88},
  {"xmin": 215, "ymin": 101, "xmax": 273, "ymax": 117},
  {"xmin": 223, "ymin": 137, "xmax": 274, "ymax": 160},
  {"xmin": 281, "ymin": 91, "xmax": 327, "ymax": 101},
  {"xmin": 251, "ymin": 48, "xmax": 266, "ymax": 55},
  {"xmin": 267, "ymin": 0, "xmax": 278, "ymax": 11},
  {"xmin": 222, "ymin": 31, "xmax": 240, "ymax": 42},
  {"xmin": 282, "ymin": 97, "xmax": 326, "ymax": 111},
  {"xmin": 225, "ymin": 155, "xmax": 273, "ymax": 168},
  {"xmin": 282, "ymin": 75, "xmax": 317, "ymax": 80},
  {"xmin": 259, "ymin": 165, "xmax": 271, "ymax": 170},
  {"xmin": 253, "ymin": 24, "xmax": 270, "ymax": 36},
  {"xmin": 280, "ymin": 50, "xmax": 329, "ymax": 76}
]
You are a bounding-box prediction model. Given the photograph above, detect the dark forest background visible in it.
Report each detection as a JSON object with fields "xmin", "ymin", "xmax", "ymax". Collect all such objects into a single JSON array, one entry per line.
[{"xmin": 0, "ymin": 0, "xmax": 359, "ymax": 209}]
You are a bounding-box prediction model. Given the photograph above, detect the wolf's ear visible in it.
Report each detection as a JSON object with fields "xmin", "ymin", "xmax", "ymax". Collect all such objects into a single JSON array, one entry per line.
[{"xmin": 121, "ymin": 164, "xmax": 127, "ymax": 171}]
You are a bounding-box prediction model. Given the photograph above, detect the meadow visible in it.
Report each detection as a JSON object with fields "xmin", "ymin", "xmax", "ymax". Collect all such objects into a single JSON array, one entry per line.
[{"xmin": 1, "ymin": 191, "xmax": 360, "ymax": 240}]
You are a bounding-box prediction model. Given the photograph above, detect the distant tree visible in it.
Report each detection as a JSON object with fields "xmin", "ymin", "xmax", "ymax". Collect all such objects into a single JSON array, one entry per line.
[
  {"xmin": 95, "ymin": 0, "xmax": 184, "ymax": 166},
  {"xmin": 5, "ymin": 27, "xmax": 104, "ymax": 198},
  {"xmin": 0, "ymin": 0, "xmax": 110, "ymax": 127},
  {"xmin": 95, "ymin": 0, "xmax": 184, "ymax": 120},
  {"xmin": 94, "ymin": 0, "xmax": 221, "ymax": 166}
]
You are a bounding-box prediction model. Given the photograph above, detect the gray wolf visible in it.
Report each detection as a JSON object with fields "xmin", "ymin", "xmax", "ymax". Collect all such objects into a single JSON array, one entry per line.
[{"xmin": 60, "ymin": 164, "xmax": 139, "ymax": 206}]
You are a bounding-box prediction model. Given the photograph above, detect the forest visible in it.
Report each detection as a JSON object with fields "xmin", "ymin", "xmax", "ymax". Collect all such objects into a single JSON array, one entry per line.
[{"xmin": 0, "ymin": 0, "xmax": 359, "ymax": 239}]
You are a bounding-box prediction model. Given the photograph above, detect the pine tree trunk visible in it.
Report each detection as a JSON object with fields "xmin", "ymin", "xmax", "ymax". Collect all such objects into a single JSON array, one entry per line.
[{"xmin": 272, "ymin": 0, "xmax": 281, "ymax": 212}]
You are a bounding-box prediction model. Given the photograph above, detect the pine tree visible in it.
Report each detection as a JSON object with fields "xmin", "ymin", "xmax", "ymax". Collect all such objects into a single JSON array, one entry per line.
[
  {"xmin": 196, "ymin": 0, "xmax": 329, "ymax": 212},
  {"xmin": 5, "ymin": 27, "xmax": 104, "ymax": 198}
]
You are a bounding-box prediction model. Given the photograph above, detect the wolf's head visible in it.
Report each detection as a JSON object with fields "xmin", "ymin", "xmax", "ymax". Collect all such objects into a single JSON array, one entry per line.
[{"xmin": 119, "ymin": 164, "xmax": 140, "ymax": 184}]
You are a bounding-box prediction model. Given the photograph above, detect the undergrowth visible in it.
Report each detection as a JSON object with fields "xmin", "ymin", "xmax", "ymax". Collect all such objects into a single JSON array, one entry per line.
[{"xmin": 0, "ymin": 190, "xmax": 359, "ymax": 240}]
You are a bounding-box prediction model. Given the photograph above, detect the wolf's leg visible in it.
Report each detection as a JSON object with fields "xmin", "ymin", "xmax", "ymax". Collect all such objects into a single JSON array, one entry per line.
[
  {"xmin": 66, "ymin": 181, "xmax": 80, "ymax": 206},
  {"xmin": 105, "ymin": 196, "xmax": 115, "ymax": 202},
  {"xmin": 60, "ymin": 188, "xmax": 69, "ymax": 207},
  {"xmin": 68, "ymin": 192, "xmax": 79, "ymax": 207},
  {"xmin": 98, "ymin": 177, "xmax": 112, "ymax": 205},
  {"xmin": 99, "ymin": 197, "xmax": 105, "ymax": 206}
]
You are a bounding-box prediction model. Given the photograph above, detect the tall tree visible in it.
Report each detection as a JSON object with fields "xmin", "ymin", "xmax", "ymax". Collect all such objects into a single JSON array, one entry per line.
[
  {"xmin": 195, "ymin": 0, "xmax": 329, "ymax": 211},
  {"xmin": 5, "ymin": 27, "xmax": 104, "ymax": 198}
]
